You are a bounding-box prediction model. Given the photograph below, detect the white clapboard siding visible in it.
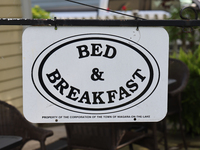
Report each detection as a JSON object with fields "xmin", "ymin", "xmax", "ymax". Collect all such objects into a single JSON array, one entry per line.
[
  {"xmin": 0, "ymin": 6, "xmax": 22, "ymax": 18},
  {"xmin": 0, "ymin": 30, "xmax": 22, "ymax": 44},
  {"xmin": 0, "ymin": 67, "xmax": 22, "ymax": 82},
  {"xmin": 0, "ymin": 55, "xmax": 22, "ymax": 70},
  {"xmin": 0, "ymin": 26, "xmax": 23, "ymax": 32},
  {"xmin": 0, "ymin": 43, "xmax": 22, "ymax": 56},
  {"xmin": 0, "ymin": 0, "xmax": 21, "ymax": 5},
  {"xmin": 0, "ymin": 88, "xmax": 22, "ymax": 101},
  {"xmin": 0, "ymin": 78, "xmax": 22, "ymax": 92},
  {"xmin": 0, "ymin": 0, "xmax": 23, "ymax": 113}
]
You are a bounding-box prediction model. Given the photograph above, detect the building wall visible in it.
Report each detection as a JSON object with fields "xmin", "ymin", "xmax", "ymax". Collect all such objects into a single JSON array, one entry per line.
[{"xmin": 0, "ymin": 0, "xmax": 24, "ymax": 113}]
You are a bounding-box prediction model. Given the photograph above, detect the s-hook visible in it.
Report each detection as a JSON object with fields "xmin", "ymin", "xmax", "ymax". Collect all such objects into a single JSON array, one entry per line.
[
  {"xmin": 54, "ymin": 17, "xmax": 57, "ymax": 30},
  {"xmin": 136, "ymin": 19, "xmax": 140, "ymax": 31}
]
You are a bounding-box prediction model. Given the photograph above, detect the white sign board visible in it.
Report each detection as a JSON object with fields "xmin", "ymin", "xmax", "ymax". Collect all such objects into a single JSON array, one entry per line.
[{"xmin": 23, "ymin": 27, "xmax": 169, "ymax": 123}]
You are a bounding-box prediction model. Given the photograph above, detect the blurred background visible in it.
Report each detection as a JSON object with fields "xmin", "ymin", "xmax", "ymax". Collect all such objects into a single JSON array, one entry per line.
[{"xmin": 2, "ymin": 0, "xmax": 200, "ymax": 150}]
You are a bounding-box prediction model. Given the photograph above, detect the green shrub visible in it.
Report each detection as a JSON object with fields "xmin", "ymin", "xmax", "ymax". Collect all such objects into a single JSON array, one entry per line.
[
  {"xmin": 32, "ymin": 5, "xmax": 52, "ymax": 19},
  {"xmin": 171, "ymin": 46, "xmax": 200, "ymax": 135}
]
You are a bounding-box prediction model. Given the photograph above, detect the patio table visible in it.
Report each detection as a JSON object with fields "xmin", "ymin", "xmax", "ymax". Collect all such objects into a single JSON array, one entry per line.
[{"xmin": 0, "ymin": 135, "xmax": 22, "ymax": 150}]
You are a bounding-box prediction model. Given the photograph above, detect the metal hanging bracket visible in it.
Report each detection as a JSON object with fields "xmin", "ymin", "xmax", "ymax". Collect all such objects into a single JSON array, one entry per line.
[
  {"xmin": 1, "ymin": 18, "xmax": 200, "ymax": 27},
  {"xmin": 0, "ymin": 2, "xmax": 199, "ymax": 28}
]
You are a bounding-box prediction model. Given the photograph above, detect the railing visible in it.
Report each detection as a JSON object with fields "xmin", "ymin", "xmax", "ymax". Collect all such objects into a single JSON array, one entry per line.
[{"xmin": 55, "ymin": 11, "xmax": 169, "ymax": 20}]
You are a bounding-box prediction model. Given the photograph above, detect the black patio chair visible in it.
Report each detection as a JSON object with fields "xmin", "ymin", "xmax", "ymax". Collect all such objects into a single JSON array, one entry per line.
[
  {"xmin": 64, "ymin": 123, "xmax": 151, "ymax": 150},
  {"xmin": 161, "ymin": 58, "xmax": 189, "ymax": 150},
  {"xmin": 0, "ymin": 100, "xmax": 53, "ymax": 150}
]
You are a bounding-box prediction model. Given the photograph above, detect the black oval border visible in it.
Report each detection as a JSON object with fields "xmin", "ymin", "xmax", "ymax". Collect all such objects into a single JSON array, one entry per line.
[{"xmin": 32, "ymin": 34, "xmax": 160, "ymax": 114}]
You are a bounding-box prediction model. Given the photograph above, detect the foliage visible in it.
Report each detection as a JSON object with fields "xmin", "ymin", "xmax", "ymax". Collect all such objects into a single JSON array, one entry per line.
[
  {"xmin": 32, "ymin": 5, "xmax": 52, "ymax": 19},
  {"xmin": 171, "ymin": 46, "xmax": 200, "ymax": 135}
]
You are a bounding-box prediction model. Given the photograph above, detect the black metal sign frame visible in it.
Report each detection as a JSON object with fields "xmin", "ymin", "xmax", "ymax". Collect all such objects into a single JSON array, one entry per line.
[{"xmin": 1, "ymin": 18, "xmax": 200, "ymax": 27}]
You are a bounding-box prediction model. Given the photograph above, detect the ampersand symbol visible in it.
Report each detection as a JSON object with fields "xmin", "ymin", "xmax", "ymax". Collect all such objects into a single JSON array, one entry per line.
[{"xmin": 91, "ymin": 68, "xmax": 104, "ymax": 81}]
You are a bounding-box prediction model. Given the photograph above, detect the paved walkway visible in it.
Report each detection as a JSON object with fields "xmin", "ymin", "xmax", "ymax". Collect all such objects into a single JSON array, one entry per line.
[{"xmin": 21, "ymin": 124, "xmax": 200, "ymax": 150}]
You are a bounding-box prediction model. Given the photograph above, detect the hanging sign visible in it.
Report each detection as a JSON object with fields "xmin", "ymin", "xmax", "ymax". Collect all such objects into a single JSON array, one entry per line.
[{"xmin": 23, "ymin": 26, "xmax": 169, "ymax": 123}]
